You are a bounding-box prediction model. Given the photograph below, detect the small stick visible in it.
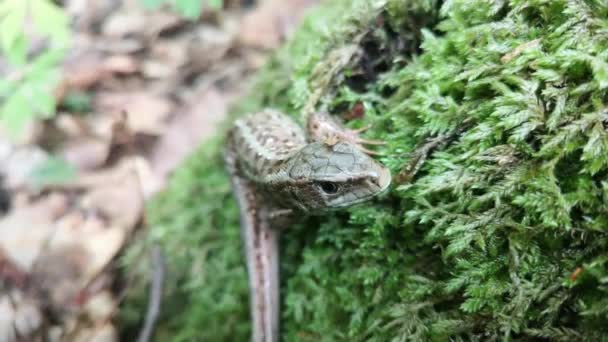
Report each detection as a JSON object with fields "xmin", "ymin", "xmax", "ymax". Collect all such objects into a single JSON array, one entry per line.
[{"xmin": 137, "ymin": 244, "xmax": 166, "ymax": 342}]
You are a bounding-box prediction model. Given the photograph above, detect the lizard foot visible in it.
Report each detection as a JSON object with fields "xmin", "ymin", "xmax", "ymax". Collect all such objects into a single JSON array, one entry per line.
[{"xmin": 307, "ymin": 111, "xmax": 386, "ymax": 155}]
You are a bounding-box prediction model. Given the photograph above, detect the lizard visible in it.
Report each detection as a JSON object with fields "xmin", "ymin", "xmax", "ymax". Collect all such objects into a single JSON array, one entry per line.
[{"xmin": 224, "ymin": 109, "xmax": 391, "ymax": 342}]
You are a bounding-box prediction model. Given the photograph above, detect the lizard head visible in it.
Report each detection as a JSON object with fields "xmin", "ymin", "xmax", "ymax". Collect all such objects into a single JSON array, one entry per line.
[{"xmin": 280, "ymin": 141, "xmax": 391, "ymax": 212}]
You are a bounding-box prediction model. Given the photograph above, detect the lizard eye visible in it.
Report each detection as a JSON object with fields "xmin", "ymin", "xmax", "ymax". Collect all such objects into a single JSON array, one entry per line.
[{"xmin": 318, "ymin": 182, "xmax": 339, "ymax": 194}]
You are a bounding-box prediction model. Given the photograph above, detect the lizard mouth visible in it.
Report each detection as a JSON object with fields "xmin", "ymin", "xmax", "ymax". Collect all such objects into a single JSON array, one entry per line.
[{"xmin": 329, "ymin": 167, "xmax": 392, "ymax": 209}]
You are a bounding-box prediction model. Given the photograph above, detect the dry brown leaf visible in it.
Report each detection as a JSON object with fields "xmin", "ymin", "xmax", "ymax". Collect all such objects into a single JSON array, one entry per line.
[
  {"xmin": 0, "ymin": 291, "xmax": 43, "ymax": 341},
  {"xmin": 132, "ymin": 156, "xmax": 164, "ymax": 199},
  {"xmin": 93, "ymin": 36, "xmax": 145, "ymax": 54},
  {"xmin": 144, "ymin": 11, "xmax": 185, "ymax": 38},
  {"xmin": 57, "ymin": 43, "xmax": 141, "ymax": 100},
  {"xmin": 66, "ymin": 0, "xmax": 120, "ymax": 32},
  {"xmin": 55, "ymin": 114, "xmax": 85, "ymax": 138},
  {"xmin": 0, "ymin": 295, "xmax": 19, "ymax": 341},
  {"xmin": 102, "ymin": 11, "xmax": 146, "ymax": 38},
  {"xmin": 85, "ymin": 291, "xmax": 116, "ymax": 323},
  {"xmin": 0, "ymin": 194, "xmax": 68, "ymax": 272},
  {"xmin": 81, "ymin": 176, "xmax": 143, "ymax": 230},
  {"xmin": 73, "ymin": 323, "xmax": 118, "ymax": 342},
  {"xmin": 11, "ymin": 294, "xmax": 42, "ymax": 339},
  {"xmin": 94, "ymin": 91, "xmax": 174, "ymax": 135},
  {"xmin": 60, "ymin": 50, "xmax": 107, "ymax": 93},
  {"xmin": 150, "ymin": 86, "xmax": 229, "ymax": 178},
  {"xmin": 61, "ymin": 138, "xmax": 110, "ymax": 171},
  {"xmin": 30, "ymin": 243, "xmax": 91, "ymax": 312},
  {"xmin": 142, "ymin": 39, "xmax": 188, "ymax": 79},
  {"xmin": 102, "ymin": 55, "xmax": 139, "ymax": 74},
  {"xmin": 31, "ymin": 213, "xmax": 125, "ymax": 311},
  {"xmin": 187, "ymin": 24, "xmax": 236, "ymax": 73},
  {"xmin": 239, "ymin": 0, "xmax": 319, "ymax": 49},
  {"xmin": 0, "ymin": 144, "xmax": 49, "ymax": 189}
]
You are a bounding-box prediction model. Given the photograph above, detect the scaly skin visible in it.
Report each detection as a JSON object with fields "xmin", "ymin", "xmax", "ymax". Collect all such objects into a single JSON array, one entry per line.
[{"xmin": 225, "ymin": 109, "xmax": 391, "ymax": 342}]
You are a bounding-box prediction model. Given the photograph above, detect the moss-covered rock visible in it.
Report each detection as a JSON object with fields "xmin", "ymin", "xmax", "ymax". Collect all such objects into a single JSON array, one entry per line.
[{"xmin": 125, "ymin": 0, "xmax": 608, "ymax": 340}]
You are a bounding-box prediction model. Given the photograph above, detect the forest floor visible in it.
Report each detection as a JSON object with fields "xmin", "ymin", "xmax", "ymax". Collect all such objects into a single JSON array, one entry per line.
[{"xmin": 0, "ymin": 0, "xmax": 316, "ymax": 340}]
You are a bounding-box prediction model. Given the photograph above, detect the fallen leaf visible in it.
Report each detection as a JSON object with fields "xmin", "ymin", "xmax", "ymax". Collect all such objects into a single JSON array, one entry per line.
[
  {"xmin": 0, "ymin": 295, "xmax": 19, "ymax": 341},
  {"xmin": 0, "ymin": 291, "xmax": 43, "ymax": 341},
  {"xmin": 30, "ymin": 243, "xmax": 90, "ymax": 312},
  {"xmin": 0, "ymin": 194, "xmax": 68, "ymax": 271},
  {"xmin": 150, "ymin": 86, "xmax": 229, "ymax": 179},
  {"xmin": 12, "ymin": 293, "xmax": 42, "ymax": 338},
  {"xmin": 60, "ymin": 50, "xmax": 107, "ymax": 94},
  {"xmin": 0, "ymin": 144, "xmax": 49, "ymax": 190},
  {"xmin": 55, "ymin": 114, "xmax": 90, "ymax": 138},
  {"xmin": 187, "ymin": 24, "xmax": 235, "ymax": 73},
  {"xmin": 143, "ymin": 11, "xmax": 185, "ymax": 38},
  {"xmin": 66, "ymin": 0, "xmax": 120, "ymax": 32},
  {"xmin": 73, "ymin": 323, "xmax": 118, "ymax": 342},
  {"xmin": 102, "ymin": 55, "xmax": 139, "ymax": 74},
  {"xmin": 133, "ymin": 156, "xmax": 164, "ymax": 199},
  {"xmin": 61, "ymin": 138, "xmax": 110, "ymax": 171},
  {"xmin": 94, "ymin": 36, "xmax": 145, "ymax": 54},
  {"xmin": 142, "ymin": 39, "xmax": 188, "ymax": 79},
  {"xmin": 238, "ymin": 0, "xmax": 319, "ymax": 49},
  {"xmin": 30, "ymin": 212, "xmax": 125, "ymax": 312},
  {"xmin": 102, "ymin": 11, "xmax": 146, "ymax": 38},
  {"xmin": 94, "ymin": 91, "xmax": 174, "ymax": 135},
  {"xmin": 85, "ymin": 291, "xmax": 116, "ymax": 323},
  {"xmin": 79, "ymin": 158, "xmax": 144, "ymax": 229}
]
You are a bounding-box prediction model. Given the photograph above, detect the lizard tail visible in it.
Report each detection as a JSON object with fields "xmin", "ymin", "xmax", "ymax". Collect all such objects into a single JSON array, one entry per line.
[
  {"xmin": 246, "ymin": 209, "xmax": 280, "ymax": 342},
  {"xmin": 225, "ymin": 146, "xmax": 280, "ymax": 342}
]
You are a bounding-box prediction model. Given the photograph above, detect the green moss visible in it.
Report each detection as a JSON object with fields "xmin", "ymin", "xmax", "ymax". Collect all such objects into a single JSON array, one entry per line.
[{"xmin": 124, "ymin": 0, "xmax": 608, "ymax": 340}]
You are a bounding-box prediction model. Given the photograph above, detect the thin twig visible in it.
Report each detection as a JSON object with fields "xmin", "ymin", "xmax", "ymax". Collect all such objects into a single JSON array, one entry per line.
[{"xmin": 137, "ymin": 244, "xmax": 166, "ymax": 342}]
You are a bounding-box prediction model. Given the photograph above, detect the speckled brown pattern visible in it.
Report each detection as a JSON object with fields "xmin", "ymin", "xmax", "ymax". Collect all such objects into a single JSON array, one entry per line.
[{"xmin": 225, "ymin": 109, "xmax": 391, "ymax": 342}]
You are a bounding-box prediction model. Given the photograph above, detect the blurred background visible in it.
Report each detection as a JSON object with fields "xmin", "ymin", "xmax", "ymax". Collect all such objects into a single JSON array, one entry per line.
[{"xmin": 0, "ymin": 0, "xmax": 316, "ymax": 340}]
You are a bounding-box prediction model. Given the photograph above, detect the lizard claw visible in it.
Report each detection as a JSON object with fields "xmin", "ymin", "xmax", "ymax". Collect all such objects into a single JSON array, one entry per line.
[
  {"xmin": 352, "ymin": 124, "xmax": 371, "ymax": 134},
  {"xmin": 359, "ymin": 146, "xmax": 384, "ymax": 156},
  {"xmin": 308, "ymin": 111, "xmax": 386, "ymax": 156}
]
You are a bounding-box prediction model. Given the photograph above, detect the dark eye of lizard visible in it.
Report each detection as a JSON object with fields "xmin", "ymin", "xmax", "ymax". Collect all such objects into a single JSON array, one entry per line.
[{"xmin": 318, "ymin": 182, "xmax": 339, "ymax": 194}]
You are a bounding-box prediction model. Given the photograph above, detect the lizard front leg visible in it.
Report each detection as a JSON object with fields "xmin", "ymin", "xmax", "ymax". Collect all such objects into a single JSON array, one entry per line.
[
  {"xmin": 307, "ymin": 110, "xmax": 386, "ymax": 154},
  {"xmin": 226, "ymin": 151, "xmax": 279, "ymax": 342}
]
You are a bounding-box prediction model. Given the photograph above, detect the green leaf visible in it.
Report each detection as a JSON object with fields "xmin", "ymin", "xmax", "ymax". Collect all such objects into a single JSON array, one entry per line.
[
  {"xmin": 61, "ymin": 90, "xmax": 93, "ymax": 113},
  {"xmin": 207, "ymin": 0, "xmax": 223, "ymax": 9},
  {"xmin": 0, "ymin": 1, "xmax": 27, "ymax": 64},
  {"xmin": 6, "ymin": 34, "xmax": 27, "ymax": 65},
  {"xmin": 29, "ymin": 156, "xmax": 77, "ymax": 188},
  {"xmin": 141, "ymin": 0, "xmax": 166, "ymax": 9},
  {"xmin": 174, "ymin": 0, "xmax": 203, "ymax": 19},
  {"xmin": 30, "ymin": 0, "xmax": 70, "ymax": 45},
  {"xmin": 26, "ymin": 48, "xmax": 65, "ymax": 77},
  {"xmin": 1, "ymin": 89, "xmax": 32, "ymax": 137}
]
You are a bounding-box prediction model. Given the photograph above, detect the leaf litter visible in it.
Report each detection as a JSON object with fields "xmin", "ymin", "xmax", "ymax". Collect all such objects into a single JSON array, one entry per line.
[{"xmin": 0, "ymin": 0, "xmax": 318, "ymax": 340}]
